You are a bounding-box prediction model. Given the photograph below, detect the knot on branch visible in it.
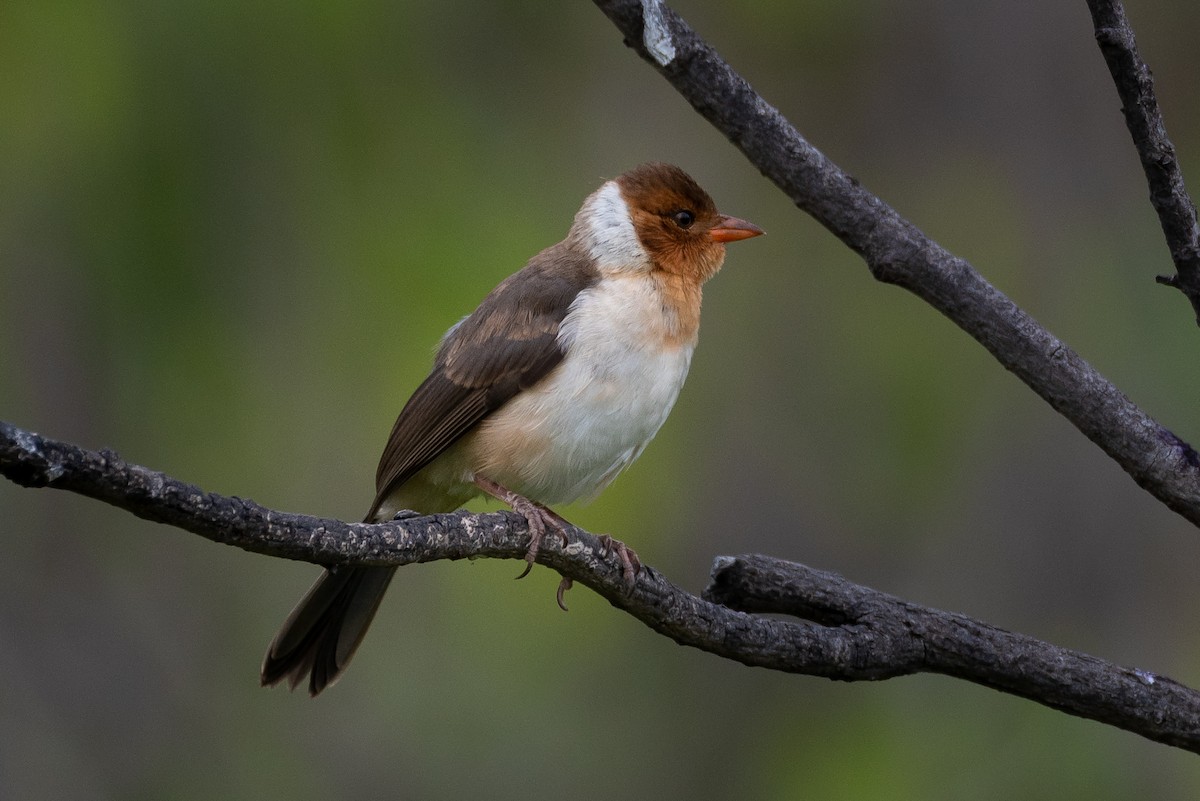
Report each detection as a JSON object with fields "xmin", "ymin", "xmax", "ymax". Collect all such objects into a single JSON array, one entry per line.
[
  {"xmin": 704, "ymin": 555, "xmax": 925, "ymax": 680},
  {"xmin": 0, "ymin": 423, "xmax": 63, "ymax": 487}
]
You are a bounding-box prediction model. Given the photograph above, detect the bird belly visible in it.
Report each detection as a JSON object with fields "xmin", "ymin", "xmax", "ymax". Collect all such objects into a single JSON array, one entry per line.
[{"xmin": 469, "ymin": 277, "xmax": 695, "ymax": 505}]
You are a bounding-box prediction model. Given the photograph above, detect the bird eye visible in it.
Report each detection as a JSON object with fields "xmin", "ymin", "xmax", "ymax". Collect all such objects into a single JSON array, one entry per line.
[{"xmin": 671, "ymin": 209, "xmax": 695, "ymax": 229}]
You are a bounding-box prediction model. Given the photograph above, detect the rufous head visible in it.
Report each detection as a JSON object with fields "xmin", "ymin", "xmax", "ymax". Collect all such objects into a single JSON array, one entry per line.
[
  {"xmin": 572, "ymin": 163, "xmax": 762, "ymax": 282},
  {"xmin": 616, "ymin": 163, "xmax": 763, "ymax": 283}
]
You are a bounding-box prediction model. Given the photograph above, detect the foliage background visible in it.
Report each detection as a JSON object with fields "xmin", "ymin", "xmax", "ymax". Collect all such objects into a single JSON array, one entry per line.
[{"xmin": 3, "ymin": 1, "xmax": 1200, "ymax": 798}]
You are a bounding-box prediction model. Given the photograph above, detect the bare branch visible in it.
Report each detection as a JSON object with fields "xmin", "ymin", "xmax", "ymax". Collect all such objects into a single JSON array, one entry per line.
[
  {"xmin": 709, "ymin": 556, "xmax": 1200, "ymax": 752},
  {"xmin": 592, "ymin": 0, "xmax": 1200, "ymax": 527},
  {"xmin": 4, "ymin": 418, "xmax": 1200, "ymax": 752},
  {"xmin": 1085, "ymin": 0, "xmax": 1200, "ymax": 322}
]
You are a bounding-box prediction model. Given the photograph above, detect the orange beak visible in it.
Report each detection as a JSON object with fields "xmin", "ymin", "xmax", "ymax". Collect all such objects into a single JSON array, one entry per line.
[{"xmin": 709, "ymin": 215, "xmax": 764, "ymax": 243}]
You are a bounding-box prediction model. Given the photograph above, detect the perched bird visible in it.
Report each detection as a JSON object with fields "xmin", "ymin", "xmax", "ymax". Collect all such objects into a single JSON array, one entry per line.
[{"xmin": 261, "ymin": 163, "xmax": 763, "ymax": 695}]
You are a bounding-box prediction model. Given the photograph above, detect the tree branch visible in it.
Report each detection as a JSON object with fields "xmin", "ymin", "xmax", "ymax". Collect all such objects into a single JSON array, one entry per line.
[
  {"xmin": 591, "ymin": 0, "xmax": 1200, "ymax": 527},
  {"xmin": 1085, "ymin": 0, "xmax": 1200, "ymax": 322},
  {"xmin": 4, "ymin": 418, "xmax": 1200, "ymax": 752},
  {"xmin": 708, "ymin": 556, "xmax": 1200, "ymax": 752}
]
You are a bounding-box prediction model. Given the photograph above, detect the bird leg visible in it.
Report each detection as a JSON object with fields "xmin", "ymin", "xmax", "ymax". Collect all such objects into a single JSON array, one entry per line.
[
  {"xmin": 471, "ymin": 476, "xmax": 640, "ymax": 598},
  {"xmin": 523, "ymin": 500, "xmax": 640, "ymax": 584},
  {"xmin": 473, "ymin": 475, "xmax": 570, "ymax": 579}
]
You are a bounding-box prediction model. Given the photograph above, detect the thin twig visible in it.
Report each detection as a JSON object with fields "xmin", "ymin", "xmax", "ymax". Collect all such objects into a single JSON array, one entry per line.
[{"xmin": 1085, "ymin": 0, "xmax": 1200, "ymax": 322}]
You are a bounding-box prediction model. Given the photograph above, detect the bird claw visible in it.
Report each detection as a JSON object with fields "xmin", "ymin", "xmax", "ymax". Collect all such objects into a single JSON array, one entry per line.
[
  {"xmin": 495, "ymin": 491, "xmax": 571, "ymax": 581},
  {"xmin": 471, "ymin": 475, "xmax": 570, "ymax": 580},
  {"xmin": 511, "ymin": 502, "xmax": 573, "ymax": 580},
  {"xmin": 471, "ymin": 475, "xmax": 636, "ymax": 599},
  {"xmin": 556, "ymin": 577, "xmax": 573, "ymax": 611},
  {"xmin": 597, "ymin": 534, "xmax": 641, "ymax": 585}
]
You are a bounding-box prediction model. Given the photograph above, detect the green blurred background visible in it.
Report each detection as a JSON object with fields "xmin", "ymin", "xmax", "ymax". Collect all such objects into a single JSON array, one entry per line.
[{"xmin": 3, "ymin": 1, "xmax": 1200, "ymax": 798}]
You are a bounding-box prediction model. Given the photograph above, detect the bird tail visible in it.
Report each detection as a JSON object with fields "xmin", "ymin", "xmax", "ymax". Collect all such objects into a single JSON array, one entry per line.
[{"xmin": 260, "ymin": 565, "xmax": 397, "ymax": 696}]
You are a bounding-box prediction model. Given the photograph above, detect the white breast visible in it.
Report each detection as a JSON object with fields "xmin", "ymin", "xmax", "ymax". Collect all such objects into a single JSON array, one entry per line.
[{"xmin": 468, "ymin": 274, "xmax": 695, "ymax": 505}]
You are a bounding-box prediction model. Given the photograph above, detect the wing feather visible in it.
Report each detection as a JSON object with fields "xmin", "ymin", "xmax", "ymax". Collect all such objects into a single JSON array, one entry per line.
[{"xmin": 366, "ymin": 241, "xmax": 597, "ymax": 517}]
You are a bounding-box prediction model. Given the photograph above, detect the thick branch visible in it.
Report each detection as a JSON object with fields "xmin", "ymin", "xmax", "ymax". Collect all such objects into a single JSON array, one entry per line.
[
  {"xmin": 591, "ymin": 0, "xmax": 1200, "ymax": 526},
  {"xmin": 708, "ymin": 556, "xmax": 1200, "ymax": 751},
  {"xmin": 5, "ymin": 419, "xmax": 1200, "ymax": 752},
  {"xmin": 1086, "ymin": 0, "xmax": 1200, "ymax": 322}
]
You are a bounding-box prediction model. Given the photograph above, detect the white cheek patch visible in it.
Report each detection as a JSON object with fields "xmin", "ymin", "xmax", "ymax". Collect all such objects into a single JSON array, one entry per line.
[{"xmin": 579, "ymin": 182, "xmax": 652, "ymax": 273}]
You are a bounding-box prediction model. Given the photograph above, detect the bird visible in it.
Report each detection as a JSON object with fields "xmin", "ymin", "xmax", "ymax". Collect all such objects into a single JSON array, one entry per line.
[{"xmin": 261, "ymin": 162, "xmax": 763, "ymax": 695}]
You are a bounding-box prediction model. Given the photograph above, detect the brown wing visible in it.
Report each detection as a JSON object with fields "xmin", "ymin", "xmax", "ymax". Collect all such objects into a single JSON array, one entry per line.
[{"xmin": 366, "ymin": 241, "xmax": 598, "ymax": 518}]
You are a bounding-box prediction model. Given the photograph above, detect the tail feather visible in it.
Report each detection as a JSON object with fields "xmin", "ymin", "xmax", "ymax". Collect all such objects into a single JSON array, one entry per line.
[{"xmin": 261, "ymin": 565, "xmax": 398, "ymax": 696}]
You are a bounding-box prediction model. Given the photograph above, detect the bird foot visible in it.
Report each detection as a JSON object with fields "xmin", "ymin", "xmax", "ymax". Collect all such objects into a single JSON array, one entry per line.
[
  {"xmin": 597, "ymin": 534, "xmax": 641, "ymax": 585},
  {"xmin": 473, "ymin": 475, "xmax": 571, "ymax": 579}
]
